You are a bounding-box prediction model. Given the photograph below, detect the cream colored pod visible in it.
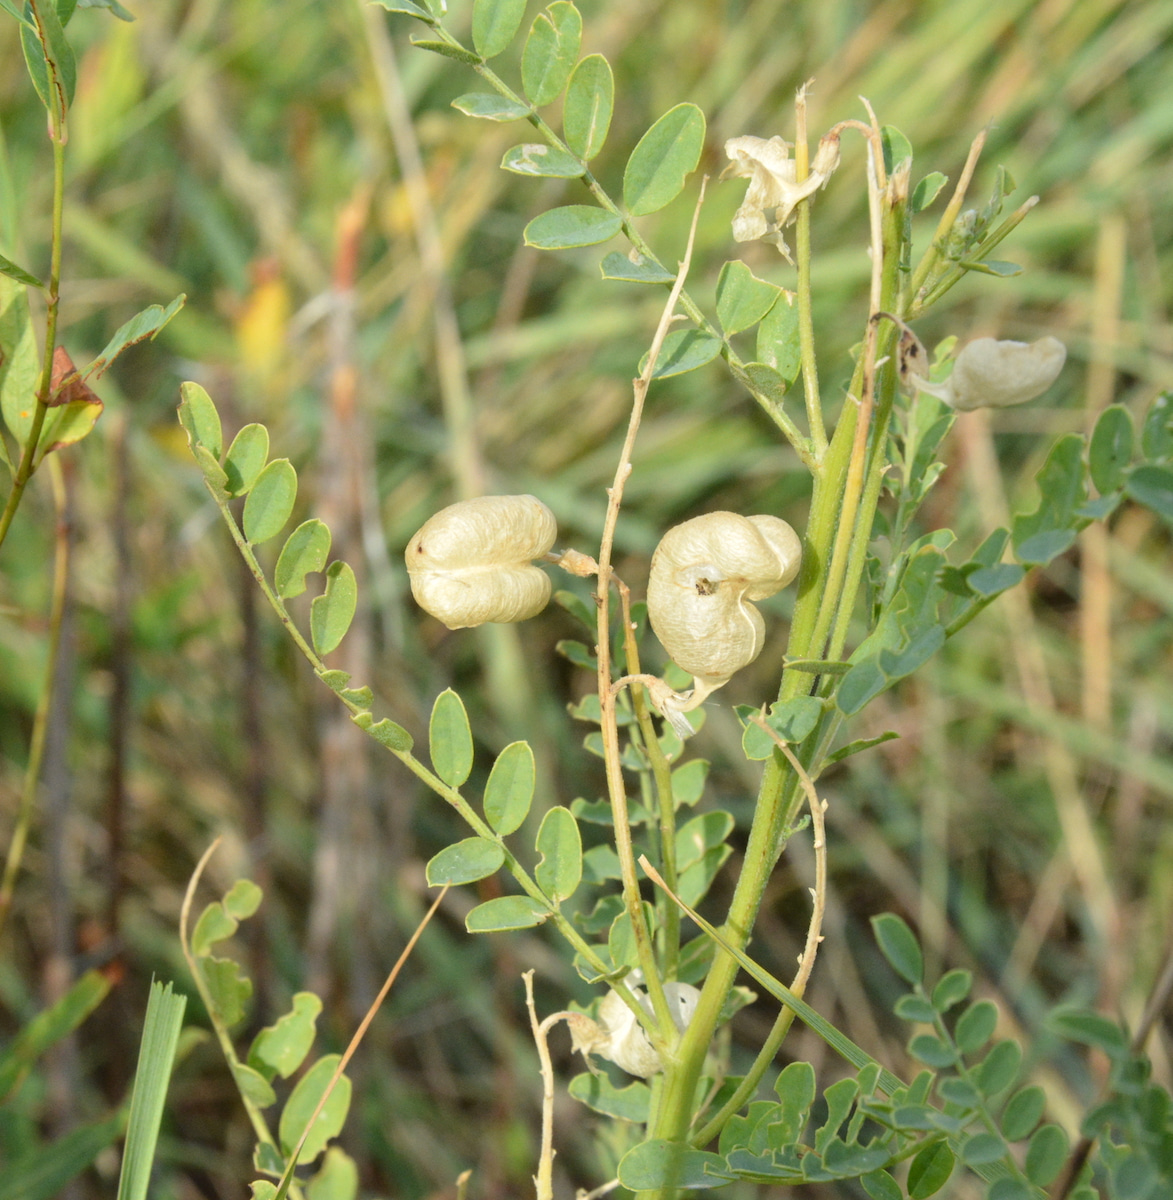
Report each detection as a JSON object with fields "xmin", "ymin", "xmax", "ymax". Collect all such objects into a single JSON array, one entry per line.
[
  {"xmin": 569, "ymin": 980, "xmax": 701, "ymax": 1078},
  {"xmin": 916, "ymin": 336, "xmax": 1066, "ymax": 411},
  {"xmin": 405, "ymin": 495, "xmax": 557, "ymax": 629},
  {"xmin": 647, "ymin": 512, "xmax": 802, "ymax": 696}
]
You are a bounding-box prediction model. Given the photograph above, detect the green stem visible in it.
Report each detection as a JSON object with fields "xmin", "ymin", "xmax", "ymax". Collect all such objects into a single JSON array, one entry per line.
[
  {"xmin": 619, "ymin": 584, "xmax": 680, "ymax": 978},
  {"xmin": 648, "ymin": 754, "xmax": 798, "ymax": 1150},
  {"xmin": 206, "ymin": 480, "xmax": 625, "ymax": 989},
  {"xmin": 792, "ymin": 102, "xmax": 827, "ymax": 460},
  {"xmin": 0, "ymin": 99, "xmax": 66, "ymax": 553},
  {"xmin": 435, "ymin": 36, "xmax": 815, "ymax": 466},
  {"xmin": 0, "ymin": 456, "xmax": 68, "ymax": 940},
  {"xmin": 179, "ymin": 842, "xmax": 304, "ymax": 1200}
]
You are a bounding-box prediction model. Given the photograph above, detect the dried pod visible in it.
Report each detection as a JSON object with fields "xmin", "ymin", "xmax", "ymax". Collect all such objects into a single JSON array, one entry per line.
[
  {"xmin": 912, "ymin": 336, "xmax": 1066, "ymax": 411},
  {"xmin": 590, "ymin": 981, "xmax": 700, "ymax": 1079},
  {"xmin": 647, "ymin": 512, "xmax": 802, "ymax": 694},
  {"xmin": 405, "ymin": 495, "xmax": 557, "ymax": 629}
]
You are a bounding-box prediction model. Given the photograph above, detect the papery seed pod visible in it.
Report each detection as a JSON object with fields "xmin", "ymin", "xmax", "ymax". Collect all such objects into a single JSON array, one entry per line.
[
  {"xmin": 943, "ymin": 336, "xmax": 1066, "ymax": 411},
  {"xmin": 406, "ymin": 495, "xmax": 557, "ymax": 629},
  {"xmin": 594, "ymin": 981, "xmax": 700, "ymax": 1079},
  {"xmin": 647, "ymin": 512, "xmax": 802, "ymax": 691}
]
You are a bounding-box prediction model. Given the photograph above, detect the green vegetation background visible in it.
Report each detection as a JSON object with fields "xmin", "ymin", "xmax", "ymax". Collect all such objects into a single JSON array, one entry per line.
[{"xmin": 0, "ymin": 0, "xmax": 1170, "ymax": 1195}]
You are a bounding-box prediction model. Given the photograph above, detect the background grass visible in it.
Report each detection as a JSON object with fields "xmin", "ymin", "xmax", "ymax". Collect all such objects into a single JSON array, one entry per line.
[{"xmin": 0, "ymin": 0, "xmax": 1171, "ymax": 1196}]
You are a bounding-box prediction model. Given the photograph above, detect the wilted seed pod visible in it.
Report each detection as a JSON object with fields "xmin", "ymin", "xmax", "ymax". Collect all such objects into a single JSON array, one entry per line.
[
  {"xmin": 647, "ymin": 512, "xmax": 802, "ymax": 692},
  {"xmin": 405, "ymin": 495, "xmax": 557, "ymax": 629}
]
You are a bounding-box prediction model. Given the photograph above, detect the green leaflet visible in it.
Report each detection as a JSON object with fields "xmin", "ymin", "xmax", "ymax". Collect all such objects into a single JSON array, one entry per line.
[
  {"xmin": 524, "ymin": 205, "xmax": 622, "ymax": 249},
  {"xmin": 534, "ymin": 806, "xmax": 581, "ymax": 902},
  {"xmin": 521, "ymin": 2, "xmax": 581, "ymax": 106},
  {"xmin": 242, "ymin": 459, "xmax": 297, "ymax": 545},
  {"xmin": 563, "ymin": 54, "xmax": 613, "ymax": 160},
  {"xmin": 429, "ymin": 689, "xmax": 474, "ymax": 787},
  {"xmin": 622, "ymin": 103, "xmax": 706, "ymax": 217},
  {"xmin": 310, "ymin": 561, "xmax": 357, "ymax": 656}
]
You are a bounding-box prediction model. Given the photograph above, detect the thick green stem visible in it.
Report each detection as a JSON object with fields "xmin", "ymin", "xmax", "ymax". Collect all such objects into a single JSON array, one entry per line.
[{"xmin": 648, "ymin": 755, "xmax": 799, "ymax": 1143}]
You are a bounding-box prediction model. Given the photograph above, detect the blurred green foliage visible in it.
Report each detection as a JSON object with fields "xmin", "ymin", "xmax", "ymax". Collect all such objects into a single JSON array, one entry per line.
[{"xmin": 1, "ymin": 0, "xmax": 1171, "ymax": 1195}]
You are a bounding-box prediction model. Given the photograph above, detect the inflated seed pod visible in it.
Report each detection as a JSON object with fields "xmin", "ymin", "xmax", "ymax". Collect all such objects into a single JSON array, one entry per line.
[
  {"xmin": 943, "ymin": 336, "xmax": 1066, "ymax": 411},
  {"xmin": 405, "ymin": 495, "xmax": 557, "ymax": 629},
  {"xmin": 594, "ymin": 981, "xmax": 700, "ymax": 1079},
  {"xmin": 647, "ymin": 512, "xmax": 802, "ymax": 691},
  {"xmin": 909, "ymin": 336, "xmax": 1066, "ymax": 411}
]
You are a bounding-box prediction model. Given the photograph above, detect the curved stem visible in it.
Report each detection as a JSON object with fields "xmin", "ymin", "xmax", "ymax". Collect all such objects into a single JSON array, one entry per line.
[
  {"xmin": 0, "ymin": 455, "xmax": 69, "ymax": 940},
  {"xmin": 594, "ymin": 190, "xmax": 707, "ymax": 1049},
  {"xmin": 421, "ymin": 33, "xmax": 815, "ymax": 465},
  {"xmin": 616, "ymin": 581, "xmax": 680, "ymax": 978},
  {"xmin": 179, "ymin": 840, "xmax": 303, "ymax": 1200}
]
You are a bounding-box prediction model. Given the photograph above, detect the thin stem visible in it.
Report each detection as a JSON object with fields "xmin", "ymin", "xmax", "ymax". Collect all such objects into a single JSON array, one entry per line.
[
  {"xmin": 273, "ymin": 885, "xmax": 449, "ymax": 1200},
  {"xmin": 0, "ymin": 89, "xmax": 66, "ymax": 552},
  {"xmin": 792, "ymin": 86, "xmax": 827, "ymax": 460},
  {"xmin": 179, "ymin": 839, "xmax": 300, "ymax": 1199},
  {"xmin": 0, "ymin": 456, "xmax": 69, "ymax": 939},
  {"xmin": 205, "ymin": 473, "xmax": 627, "ymax": 992},
  {"xmin": 595, "ymin": 187, "xmax": 707, "ymax": 1048},
  {"xmin": 796, "ymin": 130, "xmax": 888, "ymax": 670},
  {"xmin": 616, "ymin": 580, "xmax": 680, "ymax": 978},
  {"xmin": 408, "ymin": 25, "xmax": 815, "ymax": 465},
  {"xmin": 524, "ymin": 971, "xmax": 558, "ymax": 1200},
  {"xmin": 906, "ymin": 127, "xmax": 987, "ymax": 310}
]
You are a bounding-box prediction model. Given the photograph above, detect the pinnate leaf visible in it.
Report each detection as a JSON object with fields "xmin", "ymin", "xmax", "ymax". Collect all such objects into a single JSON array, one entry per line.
[
  {"xmin": 871, "ymin": 913, "xmax": 923, "ymax": 985},
  {"xmin": 568, "ymin": 1072, "xmax": 650, "ymax": 1122},
  {"xmin": 243, "ymin": 459, "xmax": 298, "ymax": 545},
  {"xmin": 429, "ymin": 689, "xmax": 474, "ymax": 787},
  {"xmin": 641, "ymin": 329, "xmax": 722, "ymax": 379},
  {"xmin": 179, "ymin": 381, "xmax": 223, "ymax": 461},
  {"xmin": 306, "ymin": 1147, "xmax": 359, "ymax": 1200},
  {"xmin": 472, "ymin": 0, "xmax": 526, "ymax": 58},
  {"xmin": 1089, "ymin": 404, "xmax": 1133, "ymax": 494},
  {"xmin": 86, "ymin": 295, "xmax": 186, "ymax": 379},
  {"xmin": 426, "ymin": 837, "xmax": 505, "ymax": 886},
  {"xmin": 483, "ymin": 740, "xmax": 535, "ymax": 834},
  {"xmin": 452, "ymin": 93, "xmax": 530, "ymax": 121},
  {"xmin": 534, "ymin": 806, "xmax": 582, "ymax": 902},
  {"xmin": 563, "ymin": 54, "xmax": 613, "ymax": 160},
  {"xmin": 465, "ymin": 895, "xmax": 548, "ymax": 932},
  {"xmin": 1024, "ymin": 1124, "xmax": 1068, "ymax": 1186},
  {"xmin": 276, "ymin": 520, "xmax": 332, "ymax": 599},
  {"xmin": 249, "ymin": 992, "xmax": 322, "ymax": 1081},
  {"xmin": 501, "ymin": 143, "xmax": 584, "ymax": 178},
  {"xmin": 716, "ymin": 260, "xmax": 782, "ymax": 336},
  {"xmin": 622, "ymin": 103, "xmax": 706, "ymax": 216},
  {"xmin": 1126, "ymin": 464, "xmax": 1173, "ymax": 524},
  {"xmin": 954, "ymin": 999, "xmax": 998, "ymax": 1054},
  {"xmin": 201, "ymin": 957, "xmax": 252, "ymax": 1027},
  {"xmin": 279, "ymin": 1055, "xmax": 351, "ymax": 1165},
  {"xmin": 223, "ymin": 423, "xmax": 269, "ymax": 496},
  {"xmin": 521, "ymin": 2, "xmax": 581, "ymax": 106},
  {"xmin": 907, "ymin": 1142, "xmax": 953, "ymax": 1198},
  {"xmin": 352, "ymin": 712, "xmax": 413, "ymax": 753},
  {"xmin": 370, "ymin": 0, "xmax": 436, "ymax": 20},
  {"xmin": 311, "ymin": 561, "xmax": 357, "ymax": 656},
  {"xmin": 755, "ymin": 293, "xmax": 802, "ymax": 384},
  {"xmin": 600, "ymin": 251, "xmax": 675, "ymax": 284},
  {"xmin": 524, "ymin": 205, "xmax": 622, "ymax": 250}
]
